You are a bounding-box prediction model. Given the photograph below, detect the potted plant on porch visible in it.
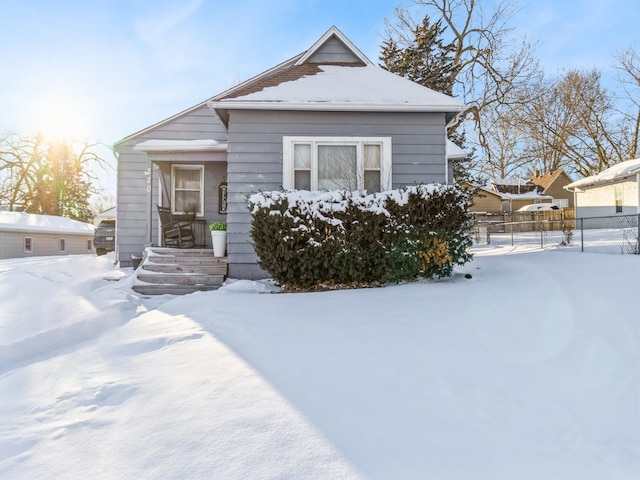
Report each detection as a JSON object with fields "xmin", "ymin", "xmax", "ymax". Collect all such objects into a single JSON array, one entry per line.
[{"xmin": 209, "ymin": 222, "xmax": 227, "ymax": 257}]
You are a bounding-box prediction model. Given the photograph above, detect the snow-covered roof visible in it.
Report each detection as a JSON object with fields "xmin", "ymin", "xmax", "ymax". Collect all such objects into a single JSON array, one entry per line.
[
  {"xmin": 211, "ymin": 64, "xmax": 465, "ymax": 113},
  {"xmin": 134, "ymin": 139, "xmax": 228, "ymax": 153},
  {"xmin": 93, "ymin": 207, "xmax": 116, "ymax": 225},
  {"xmin": 0, "ymin": 212, "xmax": 95, "ymax": 235},
  {"xmin": 446, "ymin": 140, "xmax": 466, "ymax": 159},
  {"xmin": 501, "ymin": 192, "xmax": 553, "ymax": 200},
  {"xmin": 565, "ymin": 158, "xmax": 640, "ymax": 190},
  {"xmin": 209, "ymin": 26, "xmax": 465, "ymax": 126}
]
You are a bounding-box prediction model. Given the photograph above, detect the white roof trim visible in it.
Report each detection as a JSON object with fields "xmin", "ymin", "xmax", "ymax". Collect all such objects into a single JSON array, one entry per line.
[
  {"xmin": 446, "ymin": 139, "xmax": 466, "ymax": 159},
  {"xmin": 565, "ymin": 158, "xmax": 640, "ymax": 190},
  {"xmin": 295, "ymin": 26, "xmax": 372, "ymax": 66},
  {"xmin": 134, "ymin": 139, "xmax": 228, "ymax": 153}
]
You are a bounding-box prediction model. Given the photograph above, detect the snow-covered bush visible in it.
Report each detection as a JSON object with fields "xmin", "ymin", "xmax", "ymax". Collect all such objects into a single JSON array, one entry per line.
[{"xmin": 249, "ymin": 185, "xmax": 473, "ymax": 289}]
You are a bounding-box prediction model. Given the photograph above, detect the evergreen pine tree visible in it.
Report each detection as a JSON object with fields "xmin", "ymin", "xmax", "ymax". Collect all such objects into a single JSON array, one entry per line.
[{"xmin": 380, "ymin": 16, "xmax": 476, "ymax": 183}]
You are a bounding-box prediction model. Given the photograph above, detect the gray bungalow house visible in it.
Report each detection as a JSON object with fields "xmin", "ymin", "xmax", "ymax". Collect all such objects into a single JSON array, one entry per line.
[{"xmin": 114, "ymin": 26, "xmax": 465, "ymax": 279}]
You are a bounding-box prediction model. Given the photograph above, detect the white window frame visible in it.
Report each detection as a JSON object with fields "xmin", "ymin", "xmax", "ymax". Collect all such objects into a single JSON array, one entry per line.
[
  {"xmin": 171, "ymin": 164, "xmax": 205, "ymax": 215},
  {"xmin": 24, "ymin": 236, "xmax": 33, "ymax": 253},
  {"xmin": 87, "ymin": 239, "xmax": 93, "ymax": 251},
  {"xmin": 60, "ymin": 238, "xmax": 66, "ymax": 252},
  {"xmin": 283, "ymin": 136, "xmax": 392, "ymax": 191}
]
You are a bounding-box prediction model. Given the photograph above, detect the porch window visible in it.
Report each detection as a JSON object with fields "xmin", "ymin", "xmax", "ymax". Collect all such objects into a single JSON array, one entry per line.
[
  {"xmin": 24, "ymin": 237, "xmax": 33, "ymax": 253},
  {"xmin": 283, "ymin": 137, "xmax": 392, "ymax": 192},
  {"xmin": 171, "ymin": 165, "xmax": 204, "ymax": 215}
]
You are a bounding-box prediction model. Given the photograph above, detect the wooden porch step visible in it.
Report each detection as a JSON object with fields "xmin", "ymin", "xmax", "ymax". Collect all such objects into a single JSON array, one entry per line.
[
  {"xmin": 131, "ymin": 246, "xmax": 228, "ymax": 295},
  {"xmin": 146, "ymin": 255, "xmax": 226, "ymax": 265},
  {"xmin": 147, "ymin": 248, "xmax": 215, "ymax": 256},
  {"xmin": 132, "ymin": 284, "xmax": 221, "ymax": 295},
  {"xmin": 137, "ymin": 273, "xmax": 225, "ymax": 285},
  {"xmin": 141, "ymin": 263, "xmax": 227, "ymax": 275}
]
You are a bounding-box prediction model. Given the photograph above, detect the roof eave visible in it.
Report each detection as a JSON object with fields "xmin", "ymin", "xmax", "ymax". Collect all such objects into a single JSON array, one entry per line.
[{"xmin": 208, "ymin": 100, "xmax": 466, "ymax": 114}]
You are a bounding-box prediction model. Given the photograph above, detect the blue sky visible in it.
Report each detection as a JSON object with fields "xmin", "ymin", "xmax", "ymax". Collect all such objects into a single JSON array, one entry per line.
[{"xmin": 0, "ymin": 0, "xmax": 637, "ymax": 197}]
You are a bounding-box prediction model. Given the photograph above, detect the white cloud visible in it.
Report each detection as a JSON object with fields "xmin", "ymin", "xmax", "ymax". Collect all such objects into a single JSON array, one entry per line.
[{"xmin": 133, "ymin": 0, "xmax": 205, "ymax": 43}]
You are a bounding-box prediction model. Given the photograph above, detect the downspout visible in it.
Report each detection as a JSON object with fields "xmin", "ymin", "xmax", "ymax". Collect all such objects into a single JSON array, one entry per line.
[{"xmin": 445, "ymin": 156, "xmax": 449, "ymax": 185}]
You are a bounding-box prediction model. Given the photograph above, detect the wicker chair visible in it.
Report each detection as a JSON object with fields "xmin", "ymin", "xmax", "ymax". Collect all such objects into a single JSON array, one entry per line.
[{"xmin": 157, "ymin": 206, "xmax": 195, "ymax": 248}]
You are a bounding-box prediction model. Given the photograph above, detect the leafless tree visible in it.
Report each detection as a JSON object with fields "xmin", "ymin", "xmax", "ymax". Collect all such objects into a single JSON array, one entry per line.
[
  {"xmin": 516, "ymin": 69, "xmax": 634, "ymax": 178},
  {"xmin": 385, "ymin": 0, "xmax": 541, "ymax": 181},
  {"xmin": 0, "ymin": 132, "xmax": 111, "ymax": 220},
  {"xmin": 614, "ymin": 45, "xmax": 640, "ymax": 160}
]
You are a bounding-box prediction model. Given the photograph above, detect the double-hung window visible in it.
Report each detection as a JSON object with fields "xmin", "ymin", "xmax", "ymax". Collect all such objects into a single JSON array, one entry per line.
[
  {"xmin": 171, "ymin": 165, "xmax": 204, "ymax": 215},
  {"xmin": 615, "ymin": 185, "xmax": 623, "ymax": 213},
  {"xmin": 283, "ymin": 137, "xmax": 392, "ymax": 192}
]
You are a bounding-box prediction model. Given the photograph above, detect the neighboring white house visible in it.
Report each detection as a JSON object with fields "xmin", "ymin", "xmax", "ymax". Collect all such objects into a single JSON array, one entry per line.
[
  {"xmin": 565, "ymin": 158, "xmax": 640, "ymax": 218},
  {"xmin": 0, "ymin": 212, "xmax": 95, "ymax": 259}
]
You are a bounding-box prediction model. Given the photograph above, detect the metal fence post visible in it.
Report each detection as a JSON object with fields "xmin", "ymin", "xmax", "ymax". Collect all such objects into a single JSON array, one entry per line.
[
  {"xmin": 580, "ymin": 218, "xmax": 584, "ymax": 252},
  {"xmin": 511, "ymin": 222, "xmax": 514, "ymax": 246}
]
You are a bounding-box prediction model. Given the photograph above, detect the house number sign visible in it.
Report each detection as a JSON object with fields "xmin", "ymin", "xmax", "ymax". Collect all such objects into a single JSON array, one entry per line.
[
  {"xmin": 219, "ymin": 182, "xmax": 228, "ymax": 214},
  {"xmin": 144, "ymin": 167, "xmax": 151, "ymax": 193}
]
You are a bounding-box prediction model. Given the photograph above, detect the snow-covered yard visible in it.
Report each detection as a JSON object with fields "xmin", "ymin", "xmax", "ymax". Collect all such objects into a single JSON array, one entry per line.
[{"xmin": 1, "ymin": 246, "xmax": 639, "ymax": 479}]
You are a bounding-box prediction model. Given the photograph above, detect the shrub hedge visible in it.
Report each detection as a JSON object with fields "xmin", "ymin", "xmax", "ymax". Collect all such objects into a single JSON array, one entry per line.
[{"xmin": 249, "ymin": 185, "xmax": 473, "ymax": 289}]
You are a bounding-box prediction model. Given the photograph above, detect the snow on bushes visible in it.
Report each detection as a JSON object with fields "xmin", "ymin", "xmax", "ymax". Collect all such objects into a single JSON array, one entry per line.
[{"xmin": 249, "ymin": 185, "xmax": 474, "ymax": 289}]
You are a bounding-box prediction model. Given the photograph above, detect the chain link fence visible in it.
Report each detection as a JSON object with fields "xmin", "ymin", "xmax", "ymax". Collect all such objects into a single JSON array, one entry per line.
[{"xmin": 473, "ymin": 214, "xmax": 640, "ymax": 255}]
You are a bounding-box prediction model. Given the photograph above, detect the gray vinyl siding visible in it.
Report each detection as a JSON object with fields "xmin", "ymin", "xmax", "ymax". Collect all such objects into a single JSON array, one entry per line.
[
  {"xmin": 225, "ymin": 109, "xmax": 448, "ymax": 279},
  {"xmin": 307, "ymin": 36, "xmax": 361, "ymax": 64},
  {"xmin": 114, "ymin": 105, "xmax": 228, "ymax": 267},
  {"xmin": 0, "ymin": 231, "xmax": 94, "ymax": 259}
]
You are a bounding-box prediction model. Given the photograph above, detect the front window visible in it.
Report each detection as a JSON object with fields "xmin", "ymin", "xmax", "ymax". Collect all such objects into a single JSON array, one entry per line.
[
  {"xmin": 60, "ymin": 238, "xmax": 66, "ymax": 252},
  {"xmin": 24, "ymin": 237, "xmax": 33, "ymax": 253},
  {"xmin": 283, "ymin": 137, "xmax": 392, "ymax": 192},
  {"xmin": 615, "ymin": 185, "xmax": 623, "ymax": 213},
  {"xmin": 171, "ymin": 165, "xmax": 204, "ymax": 215}
]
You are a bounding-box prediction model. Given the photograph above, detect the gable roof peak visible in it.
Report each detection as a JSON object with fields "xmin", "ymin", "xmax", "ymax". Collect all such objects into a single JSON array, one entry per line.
[{"xmin": 294, "ymin": 25, "xmax": 372, "ymax": 66}]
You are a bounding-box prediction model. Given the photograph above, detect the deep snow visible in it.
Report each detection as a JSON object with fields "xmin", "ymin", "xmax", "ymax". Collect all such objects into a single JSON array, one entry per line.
[{"xmin": 1, "ymin": 246, "xmax": 639, "ymax": 479}]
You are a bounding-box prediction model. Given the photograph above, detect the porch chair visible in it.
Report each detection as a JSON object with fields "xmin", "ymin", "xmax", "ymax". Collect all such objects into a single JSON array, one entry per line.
[{"xmin": 157, "ymin": 206, "xmax": 195, "ymax": 248}]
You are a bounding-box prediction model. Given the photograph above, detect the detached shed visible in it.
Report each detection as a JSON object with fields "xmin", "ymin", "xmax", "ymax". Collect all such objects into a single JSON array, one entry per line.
[
  {"xmin": 565, "ymin": 158, "xmax": 640, "ymax": 218},
  {"xmin": 0, "ymin": 212, "xmax": 95, "ymax": 259}
]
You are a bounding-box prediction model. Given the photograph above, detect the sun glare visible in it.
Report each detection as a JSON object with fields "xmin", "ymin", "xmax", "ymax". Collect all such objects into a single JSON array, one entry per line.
[{"xmin": 30, "ymin": 93, "xmax": 93, "ymax": 142}]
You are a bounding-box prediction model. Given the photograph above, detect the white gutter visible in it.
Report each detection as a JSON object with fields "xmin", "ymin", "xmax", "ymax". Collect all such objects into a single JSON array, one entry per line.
[
  {"xmin": 207, "ymin": 100, "xmax": 466, "ymax": 114},
  {"xmin": 637, "ymin": 173, "xmax": 640, "ymax": 214}
]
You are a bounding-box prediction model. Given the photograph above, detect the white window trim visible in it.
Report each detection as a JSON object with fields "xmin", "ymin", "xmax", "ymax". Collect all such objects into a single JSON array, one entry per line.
[
  {"xmin": 171, "ymin": 164, "xmax": 205, "ymax": 215},
  {"xmin": 283, "ymin": 136, "xmax": 392, "ymax": 191},
  {"xmin": 87, "ymin": 239, "xmax": 93, "ymax": 251},
  {"xmin": 24, "ymin": 236, "xmax": 33, "ymax": 253},
  {"xmin": 60, "ymin": 238, "xmax": 66, "ymax": 252}
]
